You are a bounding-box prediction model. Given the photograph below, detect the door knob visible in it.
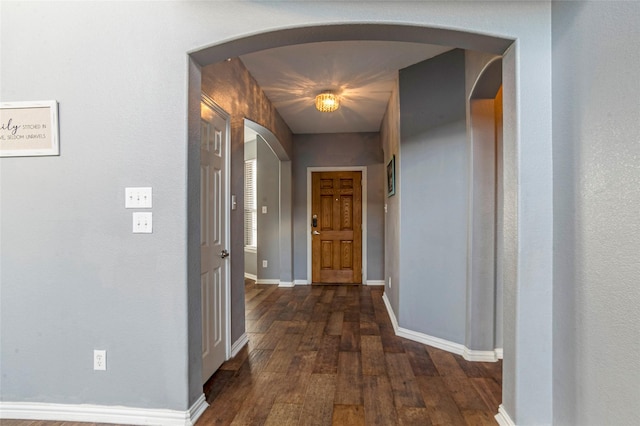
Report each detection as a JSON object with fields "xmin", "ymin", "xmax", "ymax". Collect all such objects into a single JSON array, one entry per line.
[
  {"xmin": 220, "ymin": 249, "xmax": 230, "ymax": 259},
  {"xmin": 313, "ymin": 230, "xmax": 320, "ymax": 235}
]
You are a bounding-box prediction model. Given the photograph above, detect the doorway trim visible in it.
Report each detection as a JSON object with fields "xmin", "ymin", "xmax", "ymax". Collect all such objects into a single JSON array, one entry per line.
[{"xmin": 306, "ymin": 166, "xmax": 367, "ymax": 285}]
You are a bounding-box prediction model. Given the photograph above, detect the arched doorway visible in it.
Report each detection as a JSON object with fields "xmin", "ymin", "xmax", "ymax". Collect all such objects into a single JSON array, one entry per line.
[
  {"xmin": 187, "ymin": 22, "xmax": 523, "ymax": 424},
  {"xmin": 466, "ymin": 57, "xmax": 504, "ymax": 359}
]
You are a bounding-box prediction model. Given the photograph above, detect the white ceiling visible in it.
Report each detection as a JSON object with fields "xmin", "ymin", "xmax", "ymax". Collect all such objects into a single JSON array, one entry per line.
[{"xmin": 239, "ymin": 40, "xmax": 452, "ymax": 135}]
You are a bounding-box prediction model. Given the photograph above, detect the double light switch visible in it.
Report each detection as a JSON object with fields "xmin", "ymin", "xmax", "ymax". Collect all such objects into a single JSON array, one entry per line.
[{"xmin": 126, "ymin": 187, "xmax": 152, "ymax": 233}]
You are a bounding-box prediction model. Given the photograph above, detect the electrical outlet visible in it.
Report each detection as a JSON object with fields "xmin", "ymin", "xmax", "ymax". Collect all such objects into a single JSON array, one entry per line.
[
  {"xmin": 94, "ymin": 349, "xmax": 107, "ymax": 371},
  {"xmin": 262, "ymin": 260, "xmax": 268, "ymax": 268},
  {"xmin": 388, "ymin": 277, "xmax": 392, "ymax": 288}
]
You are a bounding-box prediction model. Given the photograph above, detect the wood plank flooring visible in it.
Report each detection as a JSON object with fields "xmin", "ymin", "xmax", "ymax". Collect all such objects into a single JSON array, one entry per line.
[
  {"xmin": 200, "ymin": 281, "xmax": 502, "ymax": 425},
  {"xmin": 0, "ymin": 282, "xmax": 501, "ymax": 426}
]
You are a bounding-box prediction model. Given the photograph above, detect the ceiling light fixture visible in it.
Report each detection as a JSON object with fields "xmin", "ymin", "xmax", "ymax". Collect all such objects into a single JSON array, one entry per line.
[{"xmin": 315, "ymin": 91, "xmax": 340, "ymax": 113}]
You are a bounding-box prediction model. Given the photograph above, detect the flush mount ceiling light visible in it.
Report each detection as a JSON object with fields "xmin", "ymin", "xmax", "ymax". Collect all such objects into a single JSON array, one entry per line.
[{"xmin": 315, "ymin": 91, "xmax": 340, "ymax": 113}]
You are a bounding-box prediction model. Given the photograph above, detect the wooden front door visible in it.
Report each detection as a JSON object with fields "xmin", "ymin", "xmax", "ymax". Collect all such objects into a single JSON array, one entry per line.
[{"xmin": 311, "ymin": 171, "xmax": 362, "ymax": 284}]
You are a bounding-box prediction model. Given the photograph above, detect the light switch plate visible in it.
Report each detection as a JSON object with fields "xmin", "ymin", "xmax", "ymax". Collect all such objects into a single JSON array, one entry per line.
[
  {"xmin": 262, "ymin": 206, "xmax": 268, "ymax": 214},
  {"xmin": 133, "ymin": 212, "xmax": 153, "ymax": 233},
  {"xmin": 125, "ymin": 187, "xmax": 152, "ymax": 208}
]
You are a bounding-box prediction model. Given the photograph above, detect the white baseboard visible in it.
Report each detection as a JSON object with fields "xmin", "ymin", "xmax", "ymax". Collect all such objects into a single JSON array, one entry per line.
[
  {"xmin": 380, "ymin": 292, "xmax": 500, "ymax": 362},
  {"xmin": 230, "ymin": 333, "xmax": 249, "ymax": 358},
  {"xmin": 381, "ymin": 293, "xmax": 399, "ymax": 332},
  {"xmin": 188, "ymin": 395, "xmax": 208, "ymax": 425},
  {"xmin": 0, "ymin": 394, "xmax": 208, "ymax": 425},
  {"xmin": 495, "ymin": 348, "xmax": 504, "ymax": 359},
  {"xmin": 365, "ymin": 280, "xmax": 385, "ymax": 286},
  {"xmin": 294, "ymin": 279, "xmax": 309, "ymax": 285},
  {"xmin": 397, "ymin": 326, "xmax": 466, "ymax": 356},
  {"xmin": 495, "ymin": 404, "xmax": 515, "ymax": 426},
  {"xmin": 463, "ymin": 347, "xmax": 499, "ymax": 362},
  {"xmin": 248, "ymin": 278, "xmax": 294, "ymax": 287}
]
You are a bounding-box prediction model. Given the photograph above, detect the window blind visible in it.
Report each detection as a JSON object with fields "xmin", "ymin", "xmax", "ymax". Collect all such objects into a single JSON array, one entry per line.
[{"xmin": 244, "ymin": 159, "xmax": 257, "ymax": 247}]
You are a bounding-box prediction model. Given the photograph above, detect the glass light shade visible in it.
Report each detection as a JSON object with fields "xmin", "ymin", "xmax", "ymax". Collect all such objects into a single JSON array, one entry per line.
[{"xmin": 315, "ymin": 92, "xmax": 340, "ymax": 112}]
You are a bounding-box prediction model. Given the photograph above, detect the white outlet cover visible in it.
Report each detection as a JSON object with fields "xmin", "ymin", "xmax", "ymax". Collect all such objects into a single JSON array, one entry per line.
[
  {"xmin": 94, "ymin": 349, "xmax": 106, "ymax": 371},
  {"xmin": 125, "ymin": 187, "xmax": 152, "ymax": 208}
]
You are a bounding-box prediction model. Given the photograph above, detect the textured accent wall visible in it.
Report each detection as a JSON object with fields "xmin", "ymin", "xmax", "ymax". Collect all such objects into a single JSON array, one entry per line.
[{"xmin": 201, "ymin": 58, "xmax": 293, "ymax": 342}]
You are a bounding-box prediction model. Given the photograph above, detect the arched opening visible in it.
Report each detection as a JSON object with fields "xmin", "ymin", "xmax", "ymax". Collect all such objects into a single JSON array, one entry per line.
[
  {"xmin": 466, "ymin": 57, "xmax": 504, "ymax": 359},
  {"xmin": 187, "ymin": 22, "xmax": 518, "ymax": 419},
  {"xmin": 243, "ymin": 119, "xmax": 293, "ymax": 287}
]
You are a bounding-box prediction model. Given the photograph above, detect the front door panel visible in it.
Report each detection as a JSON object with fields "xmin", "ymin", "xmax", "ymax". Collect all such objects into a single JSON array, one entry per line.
[{"xmin": 311, "ymin": 171, "xmax": 362, "ymax": 284}]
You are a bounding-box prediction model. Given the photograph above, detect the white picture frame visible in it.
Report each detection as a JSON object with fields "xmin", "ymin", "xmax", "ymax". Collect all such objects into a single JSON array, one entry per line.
[{"xmin": 0, "ymin": 100, "xmax": 59, "ymax": 157}]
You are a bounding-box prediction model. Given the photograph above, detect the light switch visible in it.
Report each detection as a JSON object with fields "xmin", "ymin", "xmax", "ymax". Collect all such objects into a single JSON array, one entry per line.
[
  {"xmin": 133, "ymin": 212, "xmax": 153, "ymax": 233},
  {"xmin": 125, "ymin": 187, "xmax": 152, "ymax": 208},
  {"xmin": 262, "ymin": 206, "xmax": 268, "ymax": 214}
]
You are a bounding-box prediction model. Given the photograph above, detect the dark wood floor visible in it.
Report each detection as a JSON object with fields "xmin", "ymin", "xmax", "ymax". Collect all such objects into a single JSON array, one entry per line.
[
  {"xmin": 1, "ymin": 282, "xmax": 501, "ymax": 426},
  {"xmin": 199, "ymin": 281, "xmax": 502, "ymax": 425}
]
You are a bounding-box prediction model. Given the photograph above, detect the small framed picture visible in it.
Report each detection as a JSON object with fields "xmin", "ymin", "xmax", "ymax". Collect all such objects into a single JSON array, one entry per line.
[
  {"xmin": 0, "ymin": 100, "xmax": 59, "ymax": 157},
  {"xmin": 387, "ymin": 155, "xmax": 396, "ymax": 197}
]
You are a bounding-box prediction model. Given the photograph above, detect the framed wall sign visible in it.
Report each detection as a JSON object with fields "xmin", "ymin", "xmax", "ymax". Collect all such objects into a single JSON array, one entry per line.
[
  {"xmin": 0, "ymin": 100, "xmax": 59, "ymax": 157},
  {"xmin": 387, "ymin": 154, "xmax": 396, "ymax": 197}
]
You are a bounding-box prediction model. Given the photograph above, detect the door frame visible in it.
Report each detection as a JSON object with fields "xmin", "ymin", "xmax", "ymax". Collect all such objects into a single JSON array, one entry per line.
[
  {"xmin": 201, "ymin": 94, "xmax": 232, "ymax": 362},
  {"xmin": 306, "ymin": 166, "xmax": 367, "ymax": 284}
]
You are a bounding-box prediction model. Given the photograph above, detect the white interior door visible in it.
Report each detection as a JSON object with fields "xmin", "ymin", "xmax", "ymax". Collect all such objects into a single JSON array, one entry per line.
[{"xmin": 200, "ymin": 97, "xmax": 229, "ymax": 383}]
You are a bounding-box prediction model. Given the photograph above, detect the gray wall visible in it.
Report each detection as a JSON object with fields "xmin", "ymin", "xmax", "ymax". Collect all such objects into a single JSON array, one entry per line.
[
  {"xmin": 552, "ymin": 1, "xmax": 640, "ymax": 425},
  {"xmin": 388, "ymin": 49, "xmax": 503, "ymax": 356},
  {"xmin": 245, "ymin": 250, "xmax": 257, "ymax": 278},
  {"xmin": 292, "ymin": 133, "xmax": 384, "ymax": 282},
  {"xmin": 1, "ymin": 2, "xmax": 562, "ymax": 423},
  {"xmin": 1, "ymin": 2, "xmax": 194, "ymax": 410},
  {"xmin": 256, "ymin": 135, "xmax": 280, "ymax": 281},
  {"xmin": 381, "ymin": 79, "xmax": 401, "ymax": 312},
  {"xmin": 398, "ymin": 50, "xmax": 469, "ymax": 343}
]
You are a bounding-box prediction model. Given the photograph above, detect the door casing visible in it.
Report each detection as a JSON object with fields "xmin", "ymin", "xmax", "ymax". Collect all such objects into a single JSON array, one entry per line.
[{"xmin": 306, "ymin": 166, "xmax": 367, "ymax": 284}]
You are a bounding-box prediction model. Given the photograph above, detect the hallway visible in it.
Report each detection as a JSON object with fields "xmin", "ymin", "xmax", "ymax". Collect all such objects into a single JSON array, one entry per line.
[{"xmin": 199, "ymin": 281, "xmax": 502, "ymax": 425}]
